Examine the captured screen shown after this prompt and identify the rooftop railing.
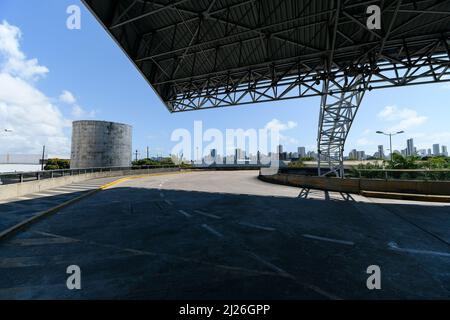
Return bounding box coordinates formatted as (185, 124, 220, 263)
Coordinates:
(352, 168, 450, 181)
(0, 165, 179, 186)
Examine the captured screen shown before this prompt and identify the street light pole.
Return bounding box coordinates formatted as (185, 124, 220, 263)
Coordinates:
(376, 130, 404, 161)
(389, 134, 393, 161)
(41, 145, 46, 171)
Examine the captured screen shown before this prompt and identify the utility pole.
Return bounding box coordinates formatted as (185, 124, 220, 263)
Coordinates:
(41, 145, 46, 171)
(376, 131, 404, 161)
(147, 146, 149, 159)
(135, 150, 139, 162)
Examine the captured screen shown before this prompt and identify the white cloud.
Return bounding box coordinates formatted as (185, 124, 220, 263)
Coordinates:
(59, 89, 96, 119)
(71, 104, 96, 118)
(0, 20, 48, 80)
(0, 21, 70, 157)
(0, 73, 70, 155)
(59, 90, 76, 104)
(264, 119, 299, 146)
(377, 105, 427, 132)
(264, 119, 297, 131)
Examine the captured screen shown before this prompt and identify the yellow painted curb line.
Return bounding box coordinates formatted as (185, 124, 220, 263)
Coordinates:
(0, 170, 188, 241)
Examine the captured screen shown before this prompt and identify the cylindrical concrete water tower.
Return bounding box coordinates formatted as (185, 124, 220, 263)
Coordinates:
(70, 120, 132, 169)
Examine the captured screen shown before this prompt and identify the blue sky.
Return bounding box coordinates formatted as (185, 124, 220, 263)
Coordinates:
(0, 0, 449, 159)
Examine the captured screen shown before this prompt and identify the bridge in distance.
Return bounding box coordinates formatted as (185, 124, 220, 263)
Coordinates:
(83, 0, 450, 176)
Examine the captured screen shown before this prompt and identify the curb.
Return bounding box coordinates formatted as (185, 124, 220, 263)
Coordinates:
(0, 170, 187, 241)
(360, 190, 450, 203)
(259, 174, 450, 203)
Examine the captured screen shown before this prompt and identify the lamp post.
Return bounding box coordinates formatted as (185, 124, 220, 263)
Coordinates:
(376, 130, 404, 161)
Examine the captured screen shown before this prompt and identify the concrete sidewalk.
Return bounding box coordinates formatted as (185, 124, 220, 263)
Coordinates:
(0, 176, 120, 237)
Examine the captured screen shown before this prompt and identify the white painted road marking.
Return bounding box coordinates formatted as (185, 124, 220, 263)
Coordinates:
(178, 210, 192, 218)
(248, 252, 293, 278)
(194, 210, 222, 219)
(388, 241, 450, 257)
(302, 234, 355, 246)
(9, 237, 78, 246)
(165, 200, 173, 206)
(201, 224, 223, 238)
(239, 222, 276, 231)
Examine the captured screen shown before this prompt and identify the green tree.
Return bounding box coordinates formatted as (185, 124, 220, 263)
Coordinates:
(44, 158, 70, 170)
(288, 160, 304, 168)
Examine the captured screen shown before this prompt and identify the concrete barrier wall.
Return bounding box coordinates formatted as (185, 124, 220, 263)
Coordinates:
(0, 168, 180, 201)
(259, 173, 450, 195)
(359, 179, 450, 195)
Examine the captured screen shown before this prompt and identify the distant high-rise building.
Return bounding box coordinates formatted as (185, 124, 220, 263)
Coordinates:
(356, 151, 366, 160)
(277, 145, 283, 154)
(307, 151, 317, 160)
(418, 149, 427, 157)
(298, 147, 306, 158)
(427, 148, 432, 156)
(349, 149, 357, 160)
(234, 148, 245, 163)
(433, 144, 440, 156)
(442, 146, 448, 157)
(406, 138, 414, 156)
(377, 145, 384, 159)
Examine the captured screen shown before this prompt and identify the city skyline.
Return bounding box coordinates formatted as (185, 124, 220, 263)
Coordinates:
(171, 137, 449, 164)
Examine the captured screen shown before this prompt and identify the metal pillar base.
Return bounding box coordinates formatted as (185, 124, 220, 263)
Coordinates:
(317, 73, 370, 177)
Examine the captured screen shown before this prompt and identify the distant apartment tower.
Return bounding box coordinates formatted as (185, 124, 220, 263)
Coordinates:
(210, 149, 217, 164)
(234, 148, 246, 163)
(307, 151, 317, 160)
(349, 149, 357, 160)
(356, 151, 366, 161)
(442, 146, 448, 157)
(433, 144, 440, 156)
(406, 138, 414, 156)
(298, 147, 306, 158)
(377, 145, 384, 159)
(427, 148, 432, 156)
(277, 145, 283, 154)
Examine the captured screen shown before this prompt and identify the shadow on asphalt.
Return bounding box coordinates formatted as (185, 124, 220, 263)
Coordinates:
(0, 185, 450, 299)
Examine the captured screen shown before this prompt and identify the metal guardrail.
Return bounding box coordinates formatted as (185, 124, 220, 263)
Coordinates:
(0, 165, 179, 186)
(353, 169, 450, 181)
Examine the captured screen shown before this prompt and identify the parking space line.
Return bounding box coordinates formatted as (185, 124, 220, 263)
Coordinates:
(238, 222, 275, 231)
(178, 210, 192, 218)
(247, 252, 293, 278)
(201, 224, 223, 238)
(302, 234, 355, 246)
(194, 210, 222, 219)
(388, 241, 450, 257)
(165, 200, 173, 206)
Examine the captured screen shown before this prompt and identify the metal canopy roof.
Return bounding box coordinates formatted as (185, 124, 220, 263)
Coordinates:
(83, 0, 450, 112)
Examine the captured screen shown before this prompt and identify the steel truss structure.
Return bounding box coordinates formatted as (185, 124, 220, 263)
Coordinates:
(83, 0, 450, 175)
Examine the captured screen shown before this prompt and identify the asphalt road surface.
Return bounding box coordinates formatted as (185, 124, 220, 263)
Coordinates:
(1, 170, 449, 299)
